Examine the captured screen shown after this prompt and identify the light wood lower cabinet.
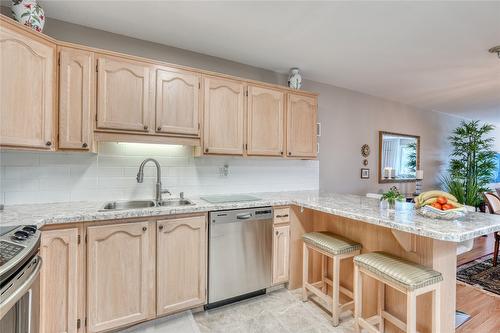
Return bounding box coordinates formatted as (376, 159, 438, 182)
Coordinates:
(39, 225, 85, 333)
(0, 23, 56, 150)
(86, 220, 156, 333)
(272, 224, 290, 285)
(156, 216, 207, 316)
(58, 47, 94, 150)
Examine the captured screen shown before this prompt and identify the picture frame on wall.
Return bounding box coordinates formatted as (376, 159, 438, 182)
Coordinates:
(361, 168, 370, 179)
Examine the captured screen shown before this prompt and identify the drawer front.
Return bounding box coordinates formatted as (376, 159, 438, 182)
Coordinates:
(273, 207, 290, 224)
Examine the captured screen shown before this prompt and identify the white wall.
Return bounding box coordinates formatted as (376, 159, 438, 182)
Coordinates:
(0, 143, 319, 205)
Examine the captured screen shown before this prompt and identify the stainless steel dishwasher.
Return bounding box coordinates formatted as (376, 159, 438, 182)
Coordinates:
(207, 207, 273, 308)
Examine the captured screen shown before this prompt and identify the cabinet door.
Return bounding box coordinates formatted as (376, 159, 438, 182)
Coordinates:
(286, 94, 317, 158)
(157, 216, 207, 316)
(156, 68, 200, 136)
(203, 76, 245, 155)
(272, 224, 290, 285)
(87, 221, 155, 333)
(40, 226, 85, 333)
(59, 47, 93, 150)
(0, 24, 55, 149)
(96, 55, 152, 132)
(247, 85, 284, 156)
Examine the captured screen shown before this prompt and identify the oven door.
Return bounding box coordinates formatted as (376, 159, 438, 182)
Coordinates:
(0, 256, 41, 333)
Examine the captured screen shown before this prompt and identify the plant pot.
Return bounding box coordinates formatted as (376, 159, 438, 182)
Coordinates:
(11, 0, 45, 32)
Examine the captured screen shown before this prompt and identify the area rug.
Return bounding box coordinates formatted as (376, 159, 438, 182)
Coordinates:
(457, 254, 499, 295)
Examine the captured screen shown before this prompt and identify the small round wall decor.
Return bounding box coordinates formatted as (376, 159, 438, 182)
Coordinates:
(363, 159, 369, 166)
(361, 144, 370, 158)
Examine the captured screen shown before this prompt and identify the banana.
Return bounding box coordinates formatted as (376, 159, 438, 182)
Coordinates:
(422, 198, 438, 206)
(419, 190, 458, 203)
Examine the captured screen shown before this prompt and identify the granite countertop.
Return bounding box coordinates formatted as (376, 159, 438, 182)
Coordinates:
(1, 191, 499, 242)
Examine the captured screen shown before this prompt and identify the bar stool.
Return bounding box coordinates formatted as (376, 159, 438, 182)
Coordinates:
(353, 252, 443, 333)
(302, 231, 361, 326)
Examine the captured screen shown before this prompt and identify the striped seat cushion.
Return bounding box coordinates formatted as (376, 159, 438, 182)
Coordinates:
(302, 231, 361, 255)
(354, 252, 443, 291)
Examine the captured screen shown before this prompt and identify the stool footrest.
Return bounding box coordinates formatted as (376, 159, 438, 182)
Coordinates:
(382, 310, 406, 331)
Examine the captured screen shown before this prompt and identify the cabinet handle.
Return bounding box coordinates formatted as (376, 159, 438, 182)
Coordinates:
(82, 143, 88, 148)
(275, 230, 279, 236)
(142, 226, 147, 232)
(288, 152, 291, 156)
(144, 125, 148, 130)
(276, 214, 289, 218)
(159, 225, 163, 230)
(157, 127, 162, 131)
(205, 148, 209, 153)
(46, 141, 52, 146)
(280, 151, 283, 155)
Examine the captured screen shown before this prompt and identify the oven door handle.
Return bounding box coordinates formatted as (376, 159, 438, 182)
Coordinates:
(0, 256, 42, 320)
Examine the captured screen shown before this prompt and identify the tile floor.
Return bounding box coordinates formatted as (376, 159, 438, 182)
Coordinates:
(121, 289, 356, 333)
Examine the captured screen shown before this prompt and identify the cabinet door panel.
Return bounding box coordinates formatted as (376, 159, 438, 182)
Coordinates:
(157, 216, 207, 315)
(59, 47, 93, 150)
(96, 56, 151, 132)
(272, 224, 290, 285)
(0, 25, 55, 149)
(203, 76, 244, 155)
(156, 68, 200, 136)
(87, 221, 155, 333)
(40, 226, 84, 333)
(247, 86, 284, 156)
(286, 94, 317, 158)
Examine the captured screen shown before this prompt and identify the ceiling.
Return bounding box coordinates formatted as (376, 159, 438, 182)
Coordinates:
(37, 1, 500, 122)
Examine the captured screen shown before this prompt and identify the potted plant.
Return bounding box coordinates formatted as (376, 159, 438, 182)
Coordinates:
(442, 120, 496, 209)
(381, 186, 405, 210)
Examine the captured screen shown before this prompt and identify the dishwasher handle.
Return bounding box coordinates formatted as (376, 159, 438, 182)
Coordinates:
(236, 213, 253, 220)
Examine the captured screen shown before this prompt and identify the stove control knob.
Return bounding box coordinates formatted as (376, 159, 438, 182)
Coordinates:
(22, 226, 37, 234)
(12, 230, 29, 241)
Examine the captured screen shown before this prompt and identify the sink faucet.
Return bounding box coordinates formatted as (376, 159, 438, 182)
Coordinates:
(136, 158, 171, 203)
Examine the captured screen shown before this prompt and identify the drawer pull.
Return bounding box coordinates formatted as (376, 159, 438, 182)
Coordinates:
(276, 214, 289, 218)
(142, 227, 147, 232)
(158, 225, 163, 230)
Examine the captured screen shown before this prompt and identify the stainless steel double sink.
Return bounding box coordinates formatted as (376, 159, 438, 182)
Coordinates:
(100, 199, 194, 211)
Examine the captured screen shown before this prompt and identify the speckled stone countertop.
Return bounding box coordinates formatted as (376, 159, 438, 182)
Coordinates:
(1, 191, 499, 242)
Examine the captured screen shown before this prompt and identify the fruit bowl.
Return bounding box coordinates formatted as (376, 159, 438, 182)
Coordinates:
(417, 205, 467, 220)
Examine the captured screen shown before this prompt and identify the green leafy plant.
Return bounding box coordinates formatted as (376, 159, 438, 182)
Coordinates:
(406, 142, 417, 173)
(381, 186, 405, 207)
(444, 120, 496, 207)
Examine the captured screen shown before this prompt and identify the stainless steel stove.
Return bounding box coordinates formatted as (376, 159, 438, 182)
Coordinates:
(0, 225, 42, 333)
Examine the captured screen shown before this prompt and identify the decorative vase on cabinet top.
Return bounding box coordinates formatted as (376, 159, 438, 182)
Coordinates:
(11, 0, 45, 32)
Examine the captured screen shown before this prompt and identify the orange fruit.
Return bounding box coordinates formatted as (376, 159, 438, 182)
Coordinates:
(442, 204, 453, 210)
(432, 202, 443, 210)
(436, 196, 448, 205)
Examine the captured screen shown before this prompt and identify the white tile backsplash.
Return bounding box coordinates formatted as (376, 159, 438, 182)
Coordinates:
(0, 143, 319, 205)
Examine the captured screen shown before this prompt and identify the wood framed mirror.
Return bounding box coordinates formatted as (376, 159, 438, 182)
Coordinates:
(378, 131, 420, 183)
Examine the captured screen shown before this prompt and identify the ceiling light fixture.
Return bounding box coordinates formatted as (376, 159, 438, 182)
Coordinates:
(488, 45, 500, 59)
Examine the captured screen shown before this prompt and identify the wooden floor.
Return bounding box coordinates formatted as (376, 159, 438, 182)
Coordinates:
(456, 233, 499, 333)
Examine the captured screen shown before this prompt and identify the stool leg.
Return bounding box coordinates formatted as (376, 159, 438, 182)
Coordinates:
(302, 243, 309, 302)
(432, 285, 441, 333)
(377, 281, 385, 332)
(332, 256, 340, 326)
(353, 265, 362, 333)
(322, 254, 327, 293)
(406, 290, 417, 333)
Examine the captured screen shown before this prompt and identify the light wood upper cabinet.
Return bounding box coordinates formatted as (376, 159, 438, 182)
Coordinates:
(203, 76, 245, 155)
(247, 85, 284, 156)
(40, 226, 85, 333)
(156, 215, 207, 316)
(0, 23, 55, 150)
(96, 55, 152, 132)
(156, 67, 201, 136)
(87, 221, 155, 333)
(272, 224, 290, 285)
(286, 93, 317, 158)
(59, 47, 94, 150)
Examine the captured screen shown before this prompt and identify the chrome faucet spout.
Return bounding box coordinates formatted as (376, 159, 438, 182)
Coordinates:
(136, 158, 169, 203)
